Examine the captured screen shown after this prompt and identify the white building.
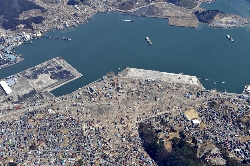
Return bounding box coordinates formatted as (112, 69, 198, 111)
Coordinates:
(0, 81, 12, 95)
(192, 118, 201, 124)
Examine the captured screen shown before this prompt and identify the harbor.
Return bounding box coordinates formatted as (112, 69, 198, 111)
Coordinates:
(43, 36, 72, 41)
(0, 57, 82, 106)
(0, 12, 245, 96)
(0, 0, 248, 73)
(0, 0, 250, 165)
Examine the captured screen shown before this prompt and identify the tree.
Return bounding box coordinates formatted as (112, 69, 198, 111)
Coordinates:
(227, 158, 244, 166)
(160, 137, 203, 166)
(138, 122, 163, 160)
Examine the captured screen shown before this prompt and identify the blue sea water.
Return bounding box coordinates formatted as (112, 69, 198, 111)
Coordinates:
(0, 0, 250, 96)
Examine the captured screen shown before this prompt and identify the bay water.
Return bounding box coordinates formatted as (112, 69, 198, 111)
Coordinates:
(0, 1, 250, 96)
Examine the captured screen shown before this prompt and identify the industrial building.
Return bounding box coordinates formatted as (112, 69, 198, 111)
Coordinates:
(0, 81, 12, 95)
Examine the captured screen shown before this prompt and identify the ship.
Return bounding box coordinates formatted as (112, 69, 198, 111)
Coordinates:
(226, 35, 234, 42)
(145, 37, 152, 45)
(62, 37, 71, 41)
(122, 20, 133, 22)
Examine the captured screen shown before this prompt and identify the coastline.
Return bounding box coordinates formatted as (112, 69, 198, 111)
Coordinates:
(1, 67, 249, 165)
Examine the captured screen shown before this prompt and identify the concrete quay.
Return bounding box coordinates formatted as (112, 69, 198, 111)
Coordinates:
(125, 67, 204, 88)
(0, 57, 82, 110)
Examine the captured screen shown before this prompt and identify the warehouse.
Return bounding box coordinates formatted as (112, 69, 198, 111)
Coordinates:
(0, 81, 12, 95)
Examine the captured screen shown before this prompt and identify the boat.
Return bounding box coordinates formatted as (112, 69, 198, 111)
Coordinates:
(226, 35, 234, 42)
(62, 37, 71, 41)
(65, 22, 69, 28)
(23, 41, 33, 44)
(122, 19, 133, 22)
(145, 37, 152, 45)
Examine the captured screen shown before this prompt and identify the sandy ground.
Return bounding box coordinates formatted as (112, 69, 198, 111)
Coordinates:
(184, 108, 199, 120)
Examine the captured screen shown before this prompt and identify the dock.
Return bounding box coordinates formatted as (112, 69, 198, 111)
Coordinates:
(0, 57, 82, 104)
(124, 68, 204, 88)
(43, 36, 72, 41)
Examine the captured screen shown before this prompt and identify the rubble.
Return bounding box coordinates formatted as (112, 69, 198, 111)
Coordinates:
(0, 68, 249, 165)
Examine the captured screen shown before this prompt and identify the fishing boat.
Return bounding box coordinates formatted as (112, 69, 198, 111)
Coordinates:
(145, 37, 152, 45)
(226, 35, 234, 42)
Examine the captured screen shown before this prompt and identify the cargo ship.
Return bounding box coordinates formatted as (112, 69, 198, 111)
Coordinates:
(145, 37, 152, 45)
(122, 20, 133, 22)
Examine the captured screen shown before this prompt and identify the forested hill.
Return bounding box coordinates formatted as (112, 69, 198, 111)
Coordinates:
(138, 122, 203, 166)
(0, 0, 46, 30)
(165, 0, 197, 9)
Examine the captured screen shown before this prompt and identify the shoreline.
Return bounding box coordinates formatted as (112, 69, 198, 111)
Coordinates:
(0, 56, 24, 70)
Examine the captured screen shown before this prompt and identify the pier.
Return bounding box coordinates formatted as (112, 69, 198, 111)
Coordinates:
(43, 36, 72, 41)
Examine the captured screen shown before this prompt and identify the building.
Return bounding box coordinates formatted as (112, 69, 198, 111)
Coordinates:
(191, 118, 201, 124)
(0, 81, 12, 95)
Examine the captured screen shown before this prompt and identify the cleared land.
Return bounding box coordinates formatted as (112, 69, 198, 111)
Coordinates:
(184, 108, 199, 120)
